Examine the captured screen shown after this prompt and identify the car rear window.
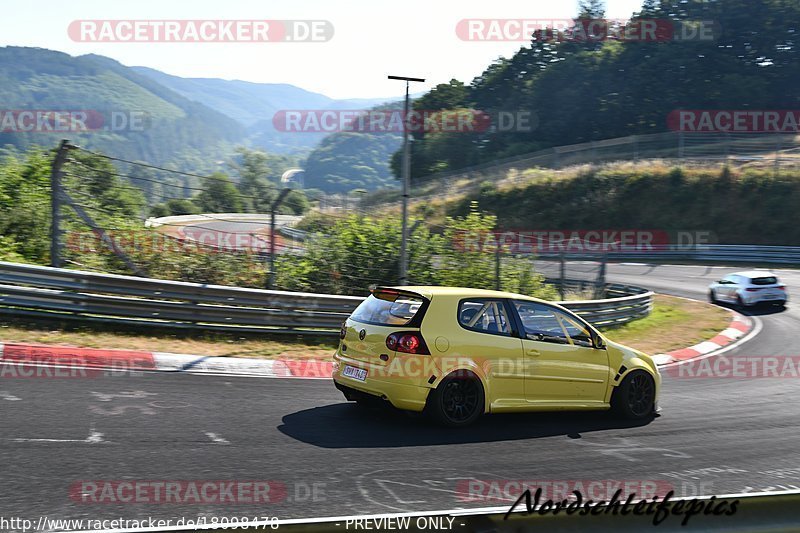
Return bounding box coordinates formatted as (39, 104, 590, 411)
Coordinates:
(750, 276, 778, 285)
(350, 291, 425, 326)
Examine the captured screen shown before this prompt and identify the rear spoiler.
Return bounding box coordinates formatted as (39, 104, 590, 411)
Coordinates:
(371, 287, 429, 302)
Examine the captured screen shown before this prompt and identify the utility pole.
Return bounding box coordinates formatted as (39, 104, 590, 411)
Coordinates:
(267, 188, 292, 289)
(388, 75, 425, 285)
(50, 140, 72, 268)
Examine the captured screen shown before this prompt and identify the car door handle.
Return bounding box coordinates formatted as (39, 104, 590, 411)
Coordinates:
(526, 349, 541, 356)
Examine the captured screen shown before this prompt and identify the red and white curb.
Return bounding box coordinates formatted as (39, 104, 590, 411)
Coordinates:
(651, 311, 754, 366)
(0, 310, 753, 378)
(0, 342, 333, 379)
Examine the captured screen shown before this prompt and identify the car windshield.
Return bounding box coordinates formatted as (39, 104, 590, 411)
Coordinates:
(750, 276, 778, 285)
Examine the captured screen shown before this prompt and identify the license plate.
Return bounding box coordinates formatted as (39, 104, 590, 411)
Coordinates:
(342, 365, 368, 382)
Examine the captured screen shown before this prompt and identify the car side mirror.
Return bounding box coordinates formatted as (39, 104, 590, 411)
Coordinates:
(591, 330, 606, 350)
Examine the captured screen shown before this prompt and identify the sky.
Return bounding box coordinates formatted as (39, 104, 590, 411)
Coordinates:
(2, 0, 645, 99)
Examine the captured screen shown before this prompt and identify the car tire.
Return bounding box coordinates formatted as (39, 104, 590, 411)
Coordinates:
(709, 290, 718, 304)
(736, 295, 748, 309)
(426, 372, 485, 427)
(611, 370, 656, 420)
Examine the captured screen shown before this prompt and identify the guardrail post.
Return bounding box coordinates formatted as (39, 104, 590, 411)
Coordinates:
(50, 140, 71, 268)
(558, 252, 566, 300)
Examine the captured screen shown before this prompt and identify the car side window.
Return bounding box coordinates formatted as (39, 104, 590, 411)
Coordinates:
(513, 301, 593, 347)
(513, 301, 569, 344)
(556, 312, 594, 348)
(458, 299, 512, 336)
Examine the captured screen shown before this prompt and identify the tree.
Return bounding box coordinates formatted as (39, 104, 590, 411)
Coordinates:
(230, 147, 305, 211)
(194, 173, 243, 213)
(386, 0, 800, 176)
(577, 0, 606, 19)
(0, 147, 51, 262)
(150, 198, 201, 217)
(274, 214, 439, 295)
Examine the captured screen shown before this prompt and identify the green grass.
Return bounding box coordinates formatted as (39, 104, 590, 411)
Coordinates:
(605, 294, 731, 354)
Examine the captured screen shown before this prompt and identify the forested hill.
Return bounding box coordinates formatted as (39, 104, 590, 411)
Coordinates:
(133, 66, 397, 154)
(396, 0, 800, 180)
(0, 47, 245, 169)
(0, 46, 402, 178)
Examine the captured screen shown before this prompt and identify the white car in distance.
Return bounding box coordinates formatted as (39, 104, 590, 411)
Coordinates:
(709, 271, 787, 308)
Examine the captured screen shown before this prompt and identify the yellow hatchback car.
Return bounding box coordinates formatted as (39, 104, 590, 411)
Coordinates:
(333, 286, 661, 427)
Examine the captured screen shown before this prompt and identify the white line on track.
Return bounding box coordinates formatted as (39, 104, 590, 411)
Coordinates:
(205, 432, 230, 445)
(8, 428, 105, 444)
(0, 390, 20, 401)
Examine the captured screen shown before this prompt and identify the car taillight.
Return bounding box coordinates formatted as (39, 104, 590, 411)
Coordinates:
(386, 332, 430, 355)
(778, 285, 787, 291)
(340, 322, 347, 339)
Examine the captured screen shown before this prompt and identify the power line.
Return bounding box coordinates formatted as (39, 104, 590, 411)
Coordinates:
(71, 145, 283, 190)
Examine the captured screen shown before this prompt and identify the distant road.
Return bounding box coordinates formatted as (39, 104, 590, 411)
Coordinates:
(146, 213, 302, 252)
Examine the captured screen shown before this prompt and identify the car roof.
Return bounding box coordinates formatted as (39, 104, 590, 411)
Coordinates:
(731, 270, 778, 279)
(376, 285, 549, 303)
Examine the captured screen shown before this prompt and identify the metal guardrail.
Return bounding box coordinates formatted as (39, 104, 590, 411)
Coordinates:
(0, 262, 651, 334)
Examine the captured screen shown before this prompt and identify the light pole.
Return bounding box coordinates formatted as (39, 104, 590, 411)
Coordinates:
(388, 75, 425, 285)
(267, 187, 292, 290)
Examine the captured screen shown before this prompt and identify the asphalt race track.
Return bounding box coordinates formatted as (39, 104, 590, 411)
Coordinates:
(2, 263, 800, 526)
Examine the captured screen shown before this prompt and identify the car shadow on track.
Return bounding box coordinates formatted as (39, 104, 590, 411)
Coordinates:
(714, 301, 786, 316)
(277, 403, 655, 448)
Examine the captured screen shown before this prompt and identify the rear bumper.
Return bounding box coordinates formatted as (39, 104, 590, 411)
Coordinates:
(742, 293, 787, 305)
(332, 353, 433, 412)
